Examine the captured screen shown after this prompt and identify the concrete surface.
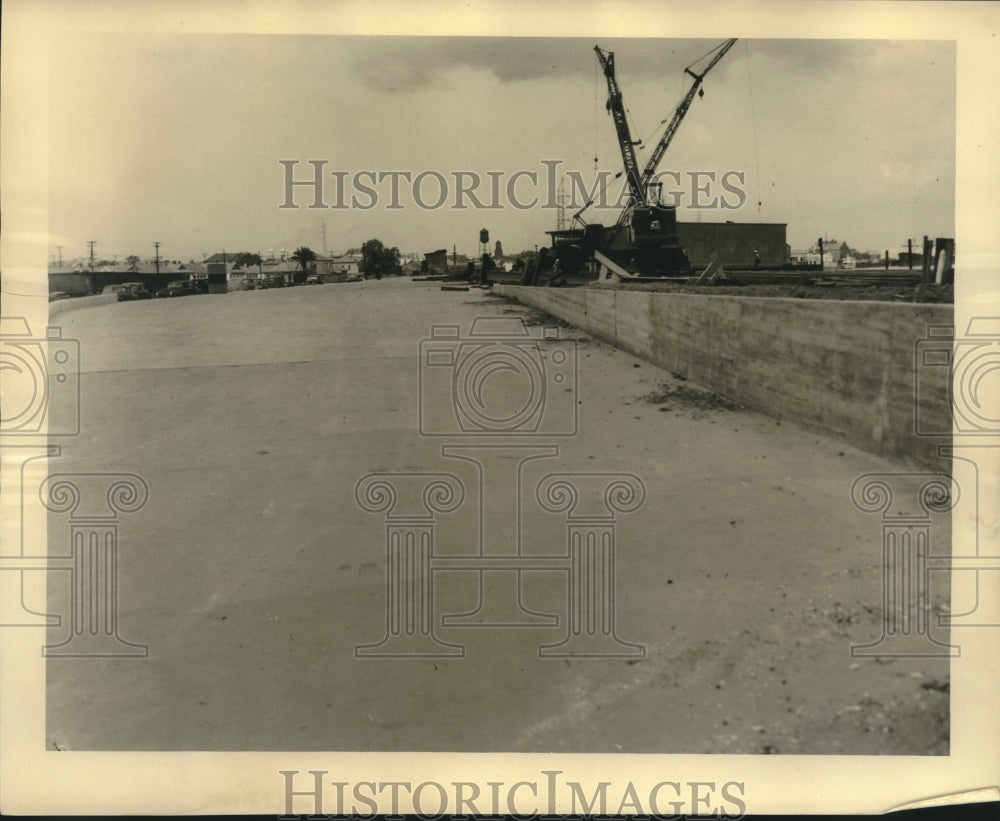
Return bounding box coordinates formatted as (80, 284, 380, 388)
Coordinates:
(495, 285, 953, 470)
(48, 293, 118, 316)
(43, 278, 951, 753)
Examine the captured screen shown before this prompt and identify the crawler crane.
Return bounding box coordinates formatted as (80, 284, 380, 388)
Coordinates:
(548, 39, 737, 279)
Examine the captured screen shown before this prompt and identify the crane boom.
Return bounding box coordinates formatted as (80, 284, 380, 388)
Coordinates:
(640, 38, 737, 188)
(594, 46, 645, 207)
(612, 38, 738, 229)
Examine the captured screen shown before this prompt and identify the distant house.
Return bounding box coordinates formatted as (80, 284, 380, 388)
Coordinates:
(202, 251, 261, 285)
(401, 257, 423, 275)
(322, 254, 362, 279)
(423, 249, 449, 275)
(260, 258, 300, 285)
(793, 239, 856, 269)
(203, 251, 258, 270)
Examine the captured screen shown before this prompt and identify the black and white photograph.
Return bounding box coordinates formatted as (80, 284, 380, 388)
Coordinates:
(2, 0, 998, 816)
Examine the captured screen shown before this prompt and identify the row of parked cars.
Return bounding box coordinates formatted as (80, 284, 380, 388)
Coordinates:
(247, 272, 362, 288)
(305, 272, 363, 285)
(102, 281, 201, 300)
(99, 272, 364, 302)
(248, 275, 289, 289)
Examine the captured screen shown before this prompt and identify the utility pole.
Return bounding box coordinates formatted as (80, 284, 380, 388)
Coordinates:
(817, 237, 824, 272)
(154, 242, 161, 275)
(57, 246, 63, 268)
(87, 240, 97, 271)
(907, 239, 913, 271)
(320, 221, 328, 256)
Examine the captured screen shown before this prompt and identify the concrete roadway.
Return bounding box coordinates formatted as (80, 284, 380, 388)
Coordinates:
(44, 278, 950, 753)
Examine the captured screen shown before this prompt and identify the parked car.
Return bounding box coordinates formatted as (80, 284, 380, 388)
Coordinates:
(305, 275, 325, 285)
(260, 275, 285, 289)
(102, 283, 139, 302)
(155, 280, 201, 298)
(121, 282, 151, 299)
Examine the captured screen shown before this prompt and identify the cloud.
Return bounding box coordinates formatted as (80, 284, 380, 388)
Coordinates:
(351, 37, 590, 92)
(348, 36, 879, 97)
(349, 36, 731, 93)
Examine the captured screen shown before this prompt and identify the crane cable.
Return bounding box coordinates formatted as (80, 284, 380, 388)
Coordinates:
(593, 53, 600, 173)
(744, 41, 763, 213)
(641, 79, 686, 160)
(686, 39, 731, 74)
(636, 40, 733, 179)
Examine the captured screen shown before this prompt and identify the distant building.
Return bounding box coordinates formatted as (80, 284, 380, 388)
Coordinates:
(260, 258, 300, 285)
(203, 251, 258, 270)
(676, 222, 788, 268)
(321, 254, 362, 279)
(202, 252, 260, 286)
(424, 249, 449, 275)
(791, 239, 857, 269)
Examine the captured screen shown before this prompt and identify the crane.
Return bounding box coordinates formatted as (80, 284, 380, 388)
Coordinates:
(613, 38, 738, 230)
(543, 39, 737, 279)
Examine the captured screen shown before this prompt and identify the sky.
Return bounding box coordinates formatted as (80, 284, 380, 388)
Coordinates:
(47, 33, 955, 264)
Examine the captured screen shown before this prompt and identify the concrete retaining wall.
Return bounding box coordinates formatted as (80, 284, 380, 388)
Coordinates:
(49, 294, 118, 317)
(495, 285, 952, 470)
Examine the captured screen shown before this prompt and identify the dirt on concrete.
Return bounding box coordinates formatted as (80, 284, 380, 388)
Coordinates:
(644, 377, 747, 415)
